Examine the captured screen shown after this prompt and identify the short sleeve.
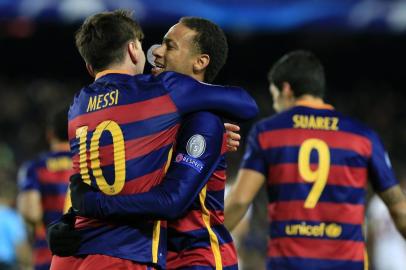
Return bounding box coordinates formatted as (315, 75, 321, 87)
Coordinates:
(18, 161, 40, 192)
(240, 124, 267, 176)
(368, 131, 398, 192)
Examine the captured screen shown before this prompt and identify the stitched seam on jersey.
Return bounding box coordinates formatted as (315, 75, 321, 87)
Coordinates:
(152, 146, 173, 263)
(152, 220, 161, 263)
(199, 185, 222, 269)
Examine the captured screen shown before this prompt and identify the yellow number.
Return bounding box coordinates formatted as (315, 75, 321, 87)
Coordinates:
(76, 126, 91, 185)
(75, 120, 126, 195)
(298, 138, 330, 208)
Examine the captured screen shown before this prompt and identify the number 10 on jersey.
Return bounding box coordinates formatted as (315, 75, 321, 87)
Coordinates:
(75, 120, 126, 195)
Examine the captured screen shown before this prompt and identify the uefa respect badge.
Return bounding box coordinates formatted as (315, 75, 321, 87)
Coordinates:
(175, 153, 204, 173)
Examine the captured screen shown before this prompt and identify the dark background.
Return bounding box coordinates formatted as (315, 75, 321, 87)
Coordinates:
(1, 23, 405, 173)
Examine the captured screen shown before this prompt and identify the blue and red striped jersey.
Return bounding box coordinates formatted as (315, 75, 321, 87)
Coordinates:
(78, 112, 238, 270)
(18, 151, 73, 270)
(68, 70, 257, 268)
(166, 114, 237, 270)
(167, 121, 238, 270)
(241, 101, 398, 270)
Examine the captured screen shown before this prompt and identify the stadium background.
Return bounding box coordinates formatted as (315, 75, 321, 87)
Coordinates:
(1, 0, 406, 269)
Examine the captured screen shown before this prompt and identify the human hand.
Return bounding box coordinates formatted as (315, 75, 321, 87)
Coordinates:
(46, 210, 81, 257)
(224, 123, 241, 152)
(70, 174, 95, 215)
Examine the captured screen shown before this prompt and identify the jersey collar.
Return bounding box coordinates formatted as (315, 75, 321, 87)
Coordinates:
(95, 69, 133, 80)
(295, 100, 334, 110)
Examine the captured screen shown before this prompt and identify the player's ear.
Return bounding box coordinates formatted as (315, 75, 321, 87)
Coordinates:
(193, 54, 210, 75)
(128, 40, 140, 65)
(86, 63, 95, 78)
(281, 82, 294, 99)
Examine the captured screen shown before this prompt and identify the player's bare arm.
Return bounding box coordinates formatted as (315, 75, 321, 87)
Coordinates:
(225, 169, 265, 231)
(378, 184, 406, 238)
(18, 190, 42, 224)
(16, 240, 33, 270)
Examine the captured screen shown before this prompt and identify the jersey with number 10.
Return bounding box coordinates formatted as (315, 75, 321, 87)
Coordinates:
(68, 70, 257, 269)
(242, 101, 398, 270)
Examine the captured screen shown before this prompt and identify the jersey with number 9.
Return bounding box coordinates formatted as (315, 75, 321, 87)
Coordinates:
(241, 101, 398, 270)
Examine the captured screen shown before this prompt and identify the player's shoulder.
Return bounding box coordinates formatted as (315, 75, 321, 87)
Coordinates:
(335, 111, 379, 141)
(19, 152, 50, 171)
(155, 71, 206, 94)
(69, 74, 171, 117)
(17, 155, 44, 181)
(253, 108, 296, 133)
(18, 160, 37, 174)
(156, 71, 191, 84)
(43, 151, 73, 162)
(183, 112, 223, 133)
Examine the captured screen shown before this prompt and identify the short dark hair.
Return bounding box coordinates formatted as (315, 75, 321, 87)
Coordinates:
(179, 17, 228, 83)
(268, 50, 326, 98)
(75, 9, 144, 71)
(47, 106, 69, 141)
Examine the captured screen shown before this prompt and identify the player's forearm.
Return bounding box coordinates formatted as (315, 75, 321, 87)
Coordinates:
(84, 165, 219, 220)
(224, 199, 250, 231)
(17, 193, 42, 224)
(379, 185, 406, 239)
(164, 72, 259, 120)
(206, 86, 258, 120)
(16, 241, 32, 270)
(224, 170, 265, 231)
(19, 209, 42, 224)
(87, 187, 191, 220)
(390, 202, 406, 239)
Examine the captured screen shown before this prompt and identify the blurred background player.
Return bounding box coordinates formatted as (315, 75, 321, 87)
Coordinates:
(0, 169, 32, 270)
(224, 50, 406, 270)
(50, 10, 256, 270)
(67, 16, 243, 270)
(17, 107, 72, 270)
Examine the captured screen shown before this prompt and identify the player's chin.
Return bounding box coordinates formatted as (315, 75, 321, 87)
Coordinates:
(151, 67, 165, 76)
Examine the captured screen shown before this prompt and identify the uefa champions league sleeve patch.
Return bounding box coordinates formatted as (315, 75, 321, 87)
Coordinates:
(186, 134, 206, 158)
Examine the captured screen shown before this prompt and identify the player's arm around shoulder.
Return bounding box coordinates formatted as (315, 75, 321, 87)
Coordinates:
(158, 71, 258, 120)
(73, 112, 225, 220)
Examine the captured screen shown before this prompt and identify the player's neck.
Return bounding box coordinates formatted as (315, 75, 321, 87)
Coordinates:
(193, 74, 204, 83)
(95, 61, 140, 79)
(50, 141, 70, 152)
(295, 95, 325, 106)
